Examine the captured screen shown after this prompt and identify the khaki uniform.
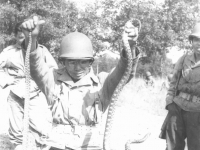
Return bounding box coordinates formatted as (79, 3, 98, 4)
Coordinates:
(166, 51, 200, 111)
(30, 46, 134, 149)
(0, 43, 57, 146)
(161, 51, 200, 150)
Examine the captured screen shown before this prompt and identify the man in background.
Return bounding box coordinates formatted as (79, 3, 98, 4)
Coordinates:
(0, 21, 57, 150)
(160, 22, 200, 150)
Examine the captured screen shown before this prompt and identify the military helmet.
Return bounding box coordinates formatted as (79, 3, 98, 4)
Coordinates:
(188, 23, 200, 41)
(59, 32, 93, 59)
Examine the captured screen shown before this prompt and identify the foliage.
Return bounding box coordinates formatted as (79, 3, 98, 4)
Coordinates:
(92, 55, 119, 74)
(0, 0, 200, 76)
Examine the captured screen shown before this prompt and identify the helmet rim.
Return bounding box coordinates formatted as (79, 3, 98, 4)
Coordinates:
(188, 34, 200, 41)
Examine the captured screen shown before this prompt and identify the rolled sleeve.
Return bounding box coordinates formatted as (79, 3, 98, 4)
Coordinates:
(99, 47, 142, 112)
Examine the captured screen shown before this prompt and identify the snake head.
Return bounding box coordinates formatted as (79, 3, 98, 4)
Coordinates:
(123, 19, 141, 53)
(124, 19, 141, 42)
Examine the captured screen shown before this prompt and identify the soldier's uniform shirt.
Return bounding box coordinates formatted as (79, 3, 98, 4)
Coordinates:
(30, 45, 134, 149)
(162, 50, 200, 150)
(166, 50, 200, 111)
(0, 44, 56, 98)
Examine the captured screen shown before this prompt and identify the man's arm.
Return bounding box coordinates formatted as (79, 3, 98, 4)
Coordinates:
(99, 52, 127, 111)
(165, 54, 185, 108)
(99, 49, 140, 112)
(30, 46, 59, 107)
(21, 16, 59, 106)
(99, 20, 141, 112)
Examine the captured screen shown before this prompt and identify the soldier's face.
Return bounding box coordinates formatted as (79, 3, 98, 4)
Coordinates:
(192, 37, 200, 53)
(64, 59, 93, 81)
(16, 31, 25, 45)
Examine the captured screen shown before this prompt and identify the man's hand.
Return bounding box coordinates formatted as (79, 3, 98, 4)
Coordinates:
(20, 16, 45, 51)
(21, 16, 45, 40)
(166, 102, 179, 112)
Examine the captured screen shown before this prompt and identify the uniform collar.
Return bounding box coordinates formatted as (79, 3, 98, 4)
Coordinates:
(57, 67, 99, 87)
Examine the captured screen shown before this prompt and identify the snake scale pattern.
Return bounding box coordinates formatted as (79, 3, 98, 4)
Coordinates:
(103, 20, 134, 150)
(103, 19, 148, 150)
(23, 32, 36, 150)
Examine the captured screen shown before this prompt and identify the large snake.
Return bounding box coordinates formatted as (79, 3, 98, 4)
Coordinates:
(103, 19, 149, 150)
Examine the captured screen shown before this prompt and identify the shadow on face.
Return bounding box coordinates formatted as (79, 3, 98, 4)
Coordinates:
(15, 31, 25, 45)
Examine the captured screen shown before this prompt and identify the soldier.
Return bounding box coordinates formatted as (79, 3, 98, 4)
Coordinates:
(160, 23, 200, 150)
(145, 71, 154, 87)
(0, 21, 57, 150)
(19, 16, 141, 150)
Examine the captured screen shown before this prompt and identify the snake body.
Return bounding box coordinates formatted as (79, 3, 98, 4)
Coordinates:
(103, 19, 147, 150)
(23, 32, 36, 150)
(103, 20, 134, 150)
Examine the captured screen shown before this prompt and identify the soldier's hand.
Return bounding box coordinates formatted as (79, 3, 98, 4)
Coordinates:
(166, 102, 178, 112)
(21, 16, 45, 39)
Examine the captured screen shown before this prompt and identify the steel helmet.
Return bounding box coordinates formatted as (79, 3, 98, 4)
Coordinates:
(189, 23, 200, 41)
(59, 32, 93, 59)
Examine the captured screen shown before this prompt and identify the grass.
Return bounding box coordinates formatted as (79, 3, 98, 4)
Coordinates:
(0, 77, 169, 150)
(121, 77, 168, 115)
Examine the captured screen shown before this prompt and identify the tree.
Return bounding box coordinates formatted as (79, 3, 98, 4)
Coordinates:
(0, 0, 79, 55)
(1, 0, 199, 76)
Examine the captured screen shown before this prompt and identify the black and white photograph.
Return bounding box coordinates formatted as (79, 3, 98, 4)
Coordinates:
(0, 0, 199, 150)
